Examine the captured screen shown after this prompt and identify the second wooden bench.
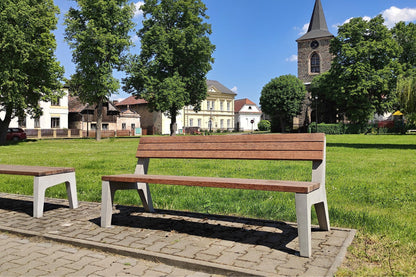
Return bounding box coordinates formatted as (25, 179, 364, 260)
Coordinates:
(0, 164, 78, 217)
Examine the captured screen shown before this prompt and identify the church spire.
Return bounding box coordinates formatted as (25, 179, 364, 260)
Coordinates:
(297, 0, 333, 41)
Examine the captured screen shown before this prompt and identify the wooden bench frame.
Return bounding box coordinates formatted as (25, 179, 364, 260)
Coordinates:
(0, 165, 78, 218)
(100, 133, 330, 257)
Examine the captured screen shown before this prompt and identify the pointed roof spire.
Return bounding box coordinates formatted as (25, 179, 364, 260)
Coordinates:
(297, 0, 333, 41)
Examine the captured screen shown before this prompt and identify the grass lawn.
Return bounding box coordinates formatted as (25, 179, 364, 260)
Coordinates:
(0, 134, 415, 275)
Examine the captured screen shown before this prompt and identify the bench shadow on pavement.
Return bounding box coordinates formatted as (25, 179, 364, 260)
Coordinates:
(90, 204, 325, 256)
(0, 197, 68, 217)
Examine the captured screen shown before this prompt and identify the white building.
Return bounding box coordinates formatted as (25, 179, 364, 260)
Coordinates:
(234, 98, 262, 131)
(184, 80, 236, 132)
(7, 86, 69, 129)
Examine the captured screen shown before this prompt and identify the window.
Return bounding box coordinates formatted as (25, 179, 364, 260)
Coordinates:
(310, 52, 320, 73)
(51, 117, 60, 128)
(122, 123, 126, 130)
(220, 119, 224, 129)
(189, 118, 193, 127)
(51, 97, 60, 106)
(18, 117, 26, 128)
(131, 123, 135, 130)
(34, 117, 40, 128)
(102, 124, 109, 130)
(227, 101, 230, 111)
(220, 101, 223, 111)
(198, 119, 201, 127)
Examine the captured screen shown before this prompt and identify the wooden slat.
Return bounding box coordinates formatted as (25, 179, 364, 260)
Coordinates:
(102, 174, 320, 193)
(0, 164, 75, 177)
(139, 133, 325, 144)
(136, 150, 323, 161)
(138, 141, 324, 151)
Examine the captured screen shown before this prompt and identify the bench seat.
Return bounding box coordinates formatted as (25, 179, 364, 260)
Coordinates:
(102, 174, 320, 193)
(0, 164, 78, 217)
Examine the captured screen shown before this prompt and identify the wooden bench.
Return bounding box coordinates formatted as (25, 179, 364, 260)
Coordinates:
(100, 133, 330, 257)
(0, 164, 78, 217)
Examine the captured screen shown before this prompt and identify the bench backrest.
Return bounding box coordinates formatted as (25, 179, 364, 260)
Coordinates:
(136, 133, 325, 161)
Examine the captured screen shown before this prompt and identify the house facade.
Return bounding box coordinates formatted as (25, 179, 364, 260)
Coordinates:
(117, 80, 235, 134)
(6, 86, 69, 130)
(234, 98, 262, 131)
(68, 96, 121, 133)
(184, 80, 236, 132)
(116, 96, 183, 135)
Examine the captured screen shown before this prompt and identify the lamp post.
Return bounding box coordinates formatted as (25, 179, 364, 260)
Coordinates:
(209, 107, 212, 132)
(315, 96, 318, 133)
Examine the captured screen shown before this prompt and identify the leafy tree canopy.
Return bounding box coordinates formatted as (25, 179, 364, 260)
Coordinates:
(260, 75, 306, 132)
(65, 0, 134, 140)
(325, 15, 401, 125)
(392, 22, 416, 72)
(0, 0, 64, 145)
(123, 0, 215, 135)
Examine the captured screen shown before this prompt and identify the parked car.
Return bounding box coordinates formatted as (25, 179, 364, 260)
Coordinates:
(6, 128, 27, 141)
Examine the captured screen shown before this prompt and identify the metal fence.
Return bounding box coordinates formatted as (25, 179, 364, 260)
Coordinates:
(25, 129, 137, 139)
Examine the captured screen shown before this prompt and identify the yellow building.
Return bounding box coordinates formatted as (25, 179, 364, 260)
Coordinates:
(184, 80, 236, 132)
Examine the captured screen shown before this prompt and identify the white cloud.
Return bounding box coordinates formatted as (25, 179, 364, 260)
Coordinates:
(299, 23, 309, 35)
(382, 6, 416, 28)
(286, 54, 298, 62)
(334, 16, 371, 28)
(231, 86, 238, 93)
(133, 1, 144, 18)
(294, 23, 309, 35)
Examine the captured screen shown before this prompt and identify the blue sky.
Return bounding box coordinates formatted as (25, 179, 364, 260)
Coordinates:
(54, 0, 416, 105)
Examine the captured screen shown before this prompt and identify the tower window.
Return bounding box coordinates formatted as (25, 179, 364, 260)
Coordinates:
(310, 52, 320, 73)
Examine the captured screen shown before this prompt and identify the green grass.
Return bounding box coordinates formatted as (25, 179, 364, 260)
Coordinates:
(0, 135, 415, 275)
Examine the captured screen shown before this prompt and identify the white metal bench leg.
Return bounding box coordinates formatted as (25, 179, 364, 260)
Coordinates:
(314, 200, 330, 231)
(295, 193, 312, 257)
(33, 172, 78, 218)
(101, 181, 155, 227)
(137, 183, 154, 212)
(101, 180, 113, 227)
(65, 173, 78, 209)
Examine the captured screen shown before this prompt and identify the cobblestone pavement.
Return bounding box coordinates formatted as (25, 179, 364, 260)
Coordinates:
(0, 193, 355, 276)
(0, 232, 217, 276)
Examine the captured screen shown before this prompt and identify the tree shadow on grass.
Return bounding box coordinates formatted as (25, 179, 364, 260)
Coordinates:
(90, 204, 325, 256)
(327, 143, 416, 150)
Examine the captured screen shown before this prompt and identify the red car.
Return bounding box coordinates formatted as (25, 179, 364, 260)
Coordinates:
(6, 128, 27, 141)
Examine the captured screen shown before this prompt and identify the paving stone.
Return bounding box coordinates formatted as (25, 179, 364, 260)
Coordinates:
(0, 193, 355, 277)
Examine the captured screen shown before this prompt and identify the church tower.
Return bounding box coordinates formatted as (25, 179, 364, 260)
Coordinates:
(296, 0, 334, 85)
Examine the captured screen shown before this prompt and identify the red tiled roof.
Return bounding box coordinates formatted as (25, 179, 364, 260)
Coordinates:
(116, 95, 147, 106)
(234, 98, 256, 112)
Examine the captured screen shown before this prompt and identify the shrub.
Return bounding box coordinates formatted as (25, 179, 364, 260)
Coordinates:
(258, 120, 271, 131)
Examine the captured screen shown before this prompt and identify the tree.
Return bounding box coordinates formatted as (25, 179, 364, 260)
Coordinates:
(327, 15, 401, 125)
(0, 0, 64, 145)
(260, 75, 306, 133)
(65, 0, 134, 140)
(309, 72, 342, 123)
(392, 22, 416, 71)
(123, 0, 215, 136)
(396, 72, 416, 124)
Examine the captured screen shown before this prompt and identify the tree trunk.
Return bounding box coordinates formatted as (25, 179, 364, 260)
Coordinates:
(170, 109, 177, 136)
(96, 100, 103, 141)
(279, 116, 286, 133)
(0, 110, 12, 145)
